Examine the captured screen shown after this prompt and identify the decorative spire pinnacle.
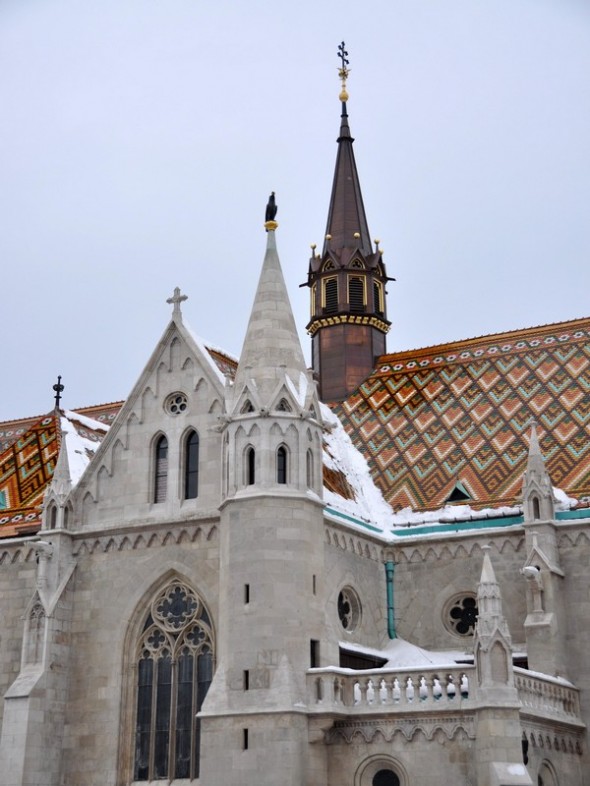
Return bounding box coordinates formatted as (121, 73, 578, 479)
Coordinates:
(53, 375, 64, 409)
(167, 287, 188, 317)
(337, 41, 350, 102)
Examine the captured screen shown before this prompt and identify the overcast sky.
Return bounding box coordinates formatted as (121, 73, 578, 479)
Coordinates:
(2, 0, 589, 421)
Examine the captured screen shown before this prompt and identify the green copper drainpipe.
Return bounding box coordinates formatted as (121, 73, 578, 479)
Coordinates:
(385, 561, 396, 639)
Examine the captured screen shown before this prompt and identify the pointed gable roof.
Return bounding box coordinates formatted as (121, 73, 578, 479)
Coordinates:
(323, 100, 372, 257)
(233, 228, 308, 404)
(335, 316, 590, 512)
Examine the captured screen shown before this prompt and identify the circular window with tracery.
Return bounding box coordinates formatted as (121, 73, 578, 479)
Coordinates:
(445, 593, 478, 637)
(338, 587, 361, 632)
(165, 392, 188, 415)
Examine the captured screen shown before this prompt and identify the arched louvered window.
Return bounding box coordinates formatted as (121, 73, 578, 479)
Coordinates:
(373, 280, 384, 317)
(348, 275, 365, 313)
(133, 581, 214, 782)
(184, 431, 199, 500)
(310, 283, 317, 317)
(277, 446, 287, 484)
(246, 447, 255, 486)
(323, 278, 338, 314)
(154, 436, 168, 503)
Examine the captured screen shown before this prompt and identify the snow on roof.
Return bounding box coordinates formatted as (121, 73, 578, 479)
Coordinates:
(337, 637, 472, 669)
(285, 371, 309, 408)
(321, 403, 393, 532)
(61, 413, 108, 487)
(184, 322, 234, 386)
(64, 409, 110, 432)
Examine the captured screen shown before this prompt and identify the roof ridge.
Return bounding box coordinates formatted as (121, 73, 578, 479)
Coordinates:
(379, 315, 590, 362)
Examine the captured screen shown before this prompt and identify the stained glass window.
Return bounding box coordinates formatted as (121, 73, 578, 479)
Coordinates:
(133, 582, 214, 782)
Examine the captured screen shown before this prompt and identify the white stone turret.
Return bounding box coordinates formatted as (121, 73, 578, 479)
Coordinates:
(520, 423, 567, 678)
(473, 547, 533, 786)
(41, 424, 73, 531)
(522, 420, 555, 524)
(201, 220, 326, 786)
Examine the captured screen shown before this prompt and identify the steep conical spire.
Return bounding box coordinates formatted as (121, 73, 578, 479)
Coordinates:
(51, 427, 72, 503)
(323, 99, 372, 256)
(233, 220, 308, 405)
(522, 420, 555, 522)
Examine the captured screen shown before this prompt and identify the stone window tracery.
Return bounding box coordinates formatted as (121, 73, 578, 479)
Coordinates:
(338, 587, 361, 632)
(133, 581, 214, 782)
(164, 392, 188, 415)
(446, 593, 478, 637)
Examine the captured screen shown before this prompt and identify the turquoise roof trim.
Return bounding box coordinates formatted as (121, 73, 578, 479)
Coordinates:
(324, 507, 383, 533)
(390, 515, 524, 538)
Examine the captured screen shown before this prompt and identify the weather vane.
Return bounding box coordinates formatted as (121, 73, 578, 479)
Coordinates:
(53, 375, 64, 409)
(337, 41, 350, 102)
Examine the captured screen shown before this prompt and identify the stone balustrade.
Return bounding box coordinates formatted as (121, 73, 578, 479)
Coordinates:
(307, 665, 474, 714)
(307, 665, 583, 725)
(514, 667, 582, 724)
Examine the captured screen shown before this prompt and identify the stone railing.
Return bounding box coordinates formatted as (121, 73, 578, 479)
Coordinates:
(514, 668, 583, 724)
(307, 665, 475, 715)
(307, 665, 584, 726)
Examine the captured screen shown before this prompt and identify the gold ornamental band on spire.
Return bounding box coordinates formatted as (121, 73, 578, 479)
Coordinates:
(337, 41, 350, 102)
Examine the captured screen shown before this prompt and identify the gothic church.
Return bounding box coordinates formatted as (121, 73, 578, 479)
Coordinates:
(1, 58, 589, 786)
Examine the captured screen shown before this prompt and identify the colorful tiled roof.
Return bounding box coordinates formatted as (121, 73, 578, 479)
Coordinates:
(335, 317, 590, 512)
(0, 411, 61, 537)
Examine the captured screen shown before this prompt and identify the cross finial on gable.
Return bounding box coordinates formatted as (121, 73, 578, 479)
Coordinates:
(167, 287, 188, 317)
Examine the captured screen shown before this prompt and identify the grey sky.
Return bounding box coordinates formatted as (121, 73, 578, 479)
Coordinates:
(2, 0, 589, 421)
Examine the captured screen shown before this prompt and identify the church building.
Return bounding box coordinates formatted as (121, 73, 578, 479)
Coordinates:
(0, 52, 589, 786)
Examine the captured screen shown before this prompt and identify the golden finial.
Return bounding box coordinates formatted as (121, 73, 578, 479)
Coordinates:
(353, 232, 360, 239)
(337, 41, 350, 102)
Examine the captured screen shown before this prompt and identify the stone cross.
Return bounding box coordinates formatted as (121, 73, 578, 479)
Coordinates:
(167, 287, 188, 317)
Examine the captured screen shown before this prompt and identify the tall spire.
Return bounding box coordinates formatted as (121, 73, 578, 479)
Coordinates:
(323, 43, 372, 256)
(233, 208, 307, 406)
(305, 44, 391, 403)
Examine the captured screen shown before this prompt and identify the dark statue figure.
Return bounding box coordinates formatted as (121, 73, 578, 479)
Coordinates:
(265, 192, 277, 222)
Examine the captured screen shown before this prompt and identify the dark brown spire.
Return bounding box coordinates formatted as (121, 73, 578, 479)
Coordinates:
(304, 45, 391, 404)
(323, 100, 372, 257)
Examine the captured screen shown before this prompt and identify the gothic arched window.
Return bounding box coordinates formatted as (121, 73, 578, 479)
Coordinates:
(134, 581, 214, 782)
(306, 449, 314, 489)
(184, 430, 199, 500)
(277, 446, 288, 484)
(154, 436, 168, 503)
(323, 277, 338, 314)
(532, 495, 541, 520)
(246, 446, 255, 486)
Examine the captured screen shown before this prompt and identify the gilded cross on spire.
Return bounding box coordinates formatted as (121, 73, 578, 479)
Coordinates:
(167, 287, 188, 317)
(337, 41, 350, 102)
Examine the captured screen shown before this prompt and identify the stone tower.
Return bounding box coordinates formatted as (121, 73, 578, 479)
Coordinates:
(199, 214, 326, 785)
(305, 48, 391, 402)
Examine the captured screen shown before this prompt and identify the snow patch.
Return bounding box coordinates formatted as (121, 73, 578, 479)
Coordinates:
(553, 486, 577, 510)
(60, 416, 103, 486)
(184, 322, 233, 385)
(321, 403, 392, 531)
(64, 409, 110, 432)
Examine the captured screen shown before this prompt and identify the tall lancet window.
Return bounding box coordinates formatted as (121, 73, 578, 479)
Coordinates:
(134, 581, 214, 782)
(154, 436, 168, 503)
(184, 431, 199, 500)
(277, 446, 288, 484)
(246, 446, 255, 485)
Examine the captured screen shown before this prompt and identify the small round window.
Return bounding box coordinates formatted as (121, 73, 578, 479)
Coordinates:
(338, 587, 361, 632)
(446, 593, 478, 637)
(165, 392, 188, 415)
